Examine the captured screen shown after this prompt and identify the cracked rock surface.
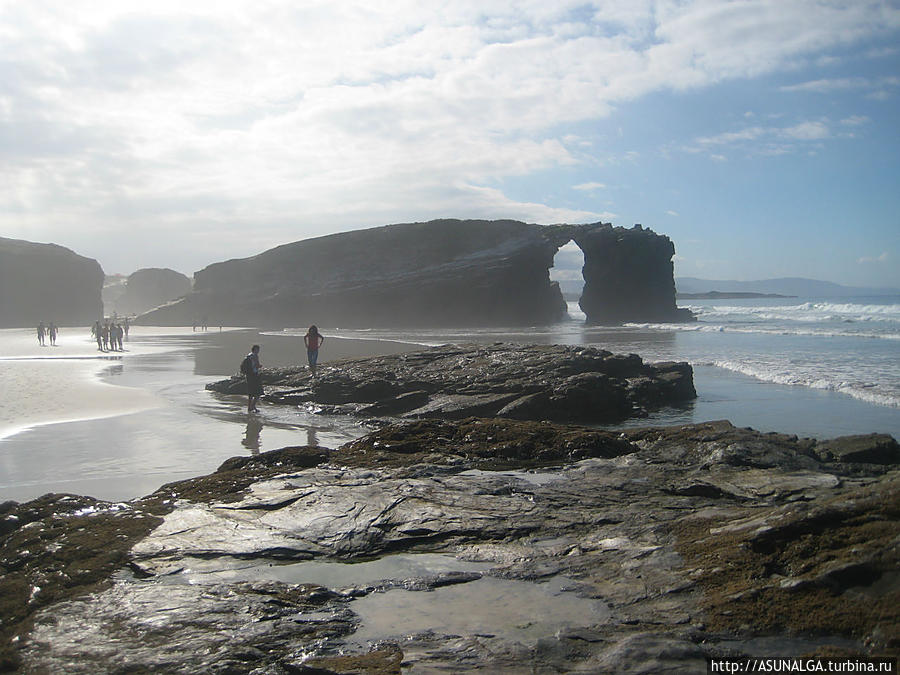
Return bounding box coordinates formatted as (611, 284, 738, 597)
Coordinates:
(2, 419, 897, 673)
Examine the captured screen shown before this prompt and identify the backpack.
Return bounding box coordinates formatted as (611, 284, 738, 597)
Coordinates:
(240, 355, 253, 375)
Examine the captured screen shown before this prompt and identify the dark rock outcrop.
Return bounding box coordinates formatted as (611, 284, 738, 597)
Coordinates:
(138, 219, 693, 328)
(3, 420, 897, 672)
(206, 343, 698, 424)
(0, 237, 104, 327)
(140, 219, 569, 328)
(576, 224, 695, 324)
(106, 268, 191, 316)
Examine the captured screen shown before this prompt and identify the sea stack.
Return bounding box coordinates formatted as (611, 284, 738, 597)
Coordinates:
(575, 224, 696, 324)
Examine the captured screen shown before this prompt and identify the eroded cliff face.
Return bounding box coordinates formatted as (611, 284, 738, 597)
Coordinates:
(138, 219, 691, 328)
(141, 219, 569, 327)
(0, 238, 104, 328)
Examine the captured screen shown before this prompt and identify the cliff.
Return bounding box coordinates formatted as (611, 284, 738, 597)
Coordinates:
(108, 268, 191, 316)
(0, 237, 104, 328)
(138, 219, 692, 328)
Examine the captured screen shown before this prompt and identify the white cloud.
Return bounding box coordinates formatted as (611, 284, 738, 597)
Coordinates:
(780, 120, 830, 141)
(678, 118, 841, 158)
(573, 181, 607, 191)
(857, 252, 890, 265)
(780, 75, 900, 94)
(1, 0, 899, 271)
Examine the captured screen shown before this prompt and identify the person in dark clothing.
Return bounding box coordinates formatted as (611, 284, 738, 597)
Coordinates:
(245, 344, 262, 413)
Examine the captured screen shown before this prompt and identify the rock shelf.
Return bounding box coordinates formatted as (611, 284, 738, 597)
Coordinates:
(2, 419, 897, 672)
(207, 342, 697, 424)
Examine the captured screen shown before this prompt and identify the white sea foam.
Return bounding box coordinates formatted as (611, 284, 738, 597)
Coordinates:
(708, 358, 900, 408)
(686, 301, 900, 326)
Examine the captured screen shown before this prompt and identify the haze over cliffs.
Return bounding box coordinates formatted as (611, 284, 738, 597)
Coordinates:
(104, 268, 192, 316)
(139, 219, 693, 328)
(0, 237, 103, 328)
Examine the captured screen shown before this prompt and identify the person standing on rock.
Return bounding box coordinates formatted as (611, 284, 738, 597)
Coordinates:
(304, 325, 325, 377)
(243, 344, 263, 413)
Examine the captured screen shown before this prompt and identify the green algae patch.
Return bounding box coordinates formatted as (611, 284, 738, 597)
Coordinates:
(143, 445, 329, 505)
(304, 644, 403, 675)
(0, 495, 166, 671)
(672, 472, 900, 648)
(338, 417, 636, 471)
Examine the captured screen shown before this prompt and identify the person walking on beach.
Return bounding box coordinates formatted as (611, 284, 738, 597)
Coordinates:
(242, 344, 263, 413)
(48, 322, 58, 346)
(37, 321, 46, 346)
(304, 325, 325, 377)
(94, 321, 103, 351)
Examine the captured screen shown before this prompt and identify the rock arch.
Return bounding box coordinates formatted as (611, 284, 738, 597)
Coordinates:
(562, 223, 694, 324)
(138, 219, 694, 328)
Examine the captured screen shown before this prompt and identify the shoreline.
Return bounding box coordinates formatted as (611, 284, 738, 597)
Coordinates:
(2, 326, 898, 505)
(0, 329, 424, 503)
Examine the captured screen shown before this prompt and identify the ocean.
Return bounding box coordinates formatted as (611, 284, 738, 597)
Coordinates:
(322, 295, 900, 432)
(1, 294, 898, 503)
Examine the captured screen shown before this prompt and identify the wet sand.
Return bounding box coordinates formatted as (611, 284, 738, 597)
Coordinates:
(0, 327, 189, 441)
(0, 328, 419, 503)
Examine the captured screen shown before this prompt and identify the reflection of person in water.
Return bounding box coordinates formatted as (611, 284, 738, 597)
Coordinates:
(242, 417, 263, 454)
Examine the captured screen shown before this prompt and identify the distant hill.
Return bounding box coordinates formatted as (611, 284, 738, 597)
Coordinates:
(107, 268, 192, 316)
(676, 277, 899, 298)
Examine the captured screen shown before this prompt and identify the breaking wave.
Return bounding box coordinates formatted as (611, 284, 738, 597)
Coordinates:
(705, 358, 900, 409)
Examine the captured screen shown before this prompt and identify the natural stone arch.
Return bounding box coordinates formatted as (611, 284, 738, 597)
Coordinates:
(544, 222, 693, 325)
(138, 219, 693, 328)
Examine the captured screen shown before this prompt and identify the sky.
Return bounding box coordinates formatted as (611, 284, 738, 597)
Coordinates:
(1, 1, 899, 288)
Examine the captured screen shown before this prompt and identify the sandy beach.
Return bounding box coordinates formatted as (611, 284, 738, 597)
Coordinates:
(0, 327, 189, 441)
(0, 327, 419, 503)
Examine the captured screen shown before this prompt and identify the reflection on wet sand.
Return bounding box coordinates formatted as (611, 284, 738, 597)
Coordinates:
(241, 416, 321, 454)
(242, 416, 263, 454)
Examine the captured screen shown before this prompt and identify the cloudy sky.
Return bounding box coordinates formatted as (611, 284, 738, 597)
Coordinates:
(2, 1, 899, 287)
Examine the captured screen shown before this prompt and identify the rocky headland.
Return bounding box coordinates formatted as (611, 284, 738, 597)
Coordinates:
(0, 237, 104, 328)
(1, 418, 897, 673)
(206, 343, 698, 424)
(104, 268, 192, 317)
(138, 219, 695, 328)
